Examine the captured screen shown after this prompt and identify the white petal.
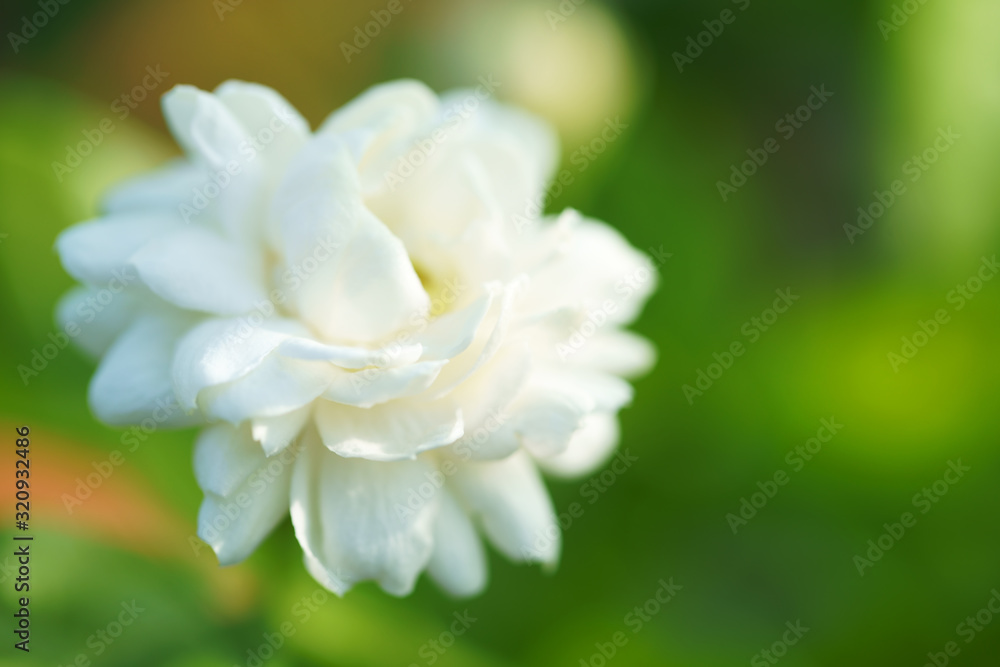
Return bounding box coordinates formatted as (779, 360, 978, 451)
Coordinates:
(162, 84, 248, 170)
(321, 360, 447, 408)
(129, 226, 268, 315)
(193, 423, 266, 497)
(440, 343, 531, 462)
(429, 280, 519, 398)
(435, 92, 558, 220)
(172, 316, 307, 410)
(452, 342, 530, 432)
(88, 315, 200, 427)
(530, 368, 633, 413)
(198, 484, 290, 566)
(314, 397, 462, 461)
(561, 330, 657, 378)
(101, 159, 208, 213)
(251, 405, 312, 457)
(290, 430, 439, 596)
(195, 424, 295, 565)
(513, 394, 589, 459)
(55, 212, 178, 285)
(451, 451, 560, 566)
(198, 354, 335, 424)
(427, 491, 487, 598)
(55, 286, 138, 358)
(363, 93, 557, 245)
(415, 292, 493, 361)
(273, 134, 429, 341)
(518, 212, 657, 326)
(559, 369, 634, 412)
(214, 80, 312, 245)
(278, 337, 421, 370)
(215, 80, 310, 162)
(533, 413, 620, 478)
(319, 79, 438, 173)
(504, 369, 631, 460)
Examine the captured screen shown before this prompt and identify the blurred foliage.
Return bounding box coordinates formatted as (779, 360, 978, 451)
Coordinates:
(1, 0, 1000, 665)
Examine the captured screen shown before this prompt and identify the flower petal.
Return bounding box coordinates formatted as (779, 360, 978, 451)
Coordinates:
(55, 212, 178, 286)
(450, 451, 560, 566)
(559, 329, 657, 379)
(500, 368, 631, 460)
(251, 405, 312, 457)
(429, 280, 520, 398)
(290, 430, 439, 595)
(314, 397, 463, 461)
(555, 369, 634, 412)
(101, 159, 208, 214)
(195, 425, 295, 566)
(440, 343, 531, 462)
(415, 292, 493, 361)
(512, 395, 588, 460)
(532, 413, 620, 479)
(321, 360, 448, 408)
(55, 285, 139, 358)
(278, 337, 421, 370)
(88, 314, 200, 427)
(214, 80, 312, 245)
(517, 211, 657, 326)
(427, 490, 487, 598)
(214, 80, 310, 163)
(129, 226, 269, 315)
(193, 422, 266, 498)
(172, 316, 307, 410)
(319, 79, 438, 175)
(273, 133, 429, 341)
(162, 84, 248, 171)
(198, 354, 335, 424)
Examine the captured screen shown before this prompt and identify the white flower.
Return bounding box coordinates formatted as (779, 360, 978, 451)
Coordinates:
(55, 79, 656, 597)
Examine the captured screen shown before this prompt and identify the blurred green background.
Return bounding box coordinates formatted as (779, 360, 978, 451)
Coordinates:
(1, 0, 999, 665)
